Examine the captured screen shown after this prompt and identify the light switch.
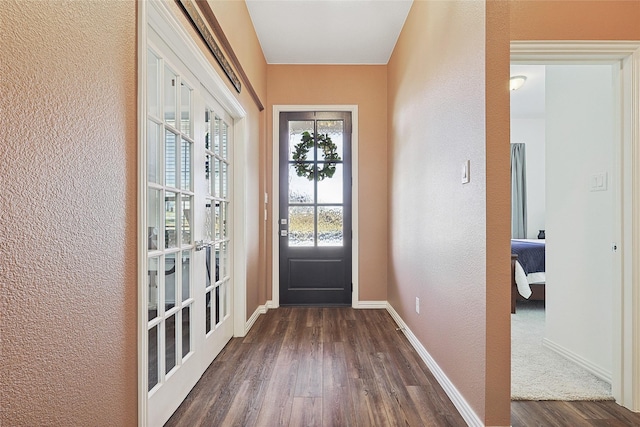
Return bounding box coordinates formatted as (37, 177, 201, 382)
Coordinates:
(461, 160, 470, 184)
(589, 172, 608, 192)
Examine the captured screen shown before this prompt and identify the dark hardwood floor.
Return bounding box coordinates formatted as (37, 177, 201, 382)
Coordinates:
(165, 307, 640, 426)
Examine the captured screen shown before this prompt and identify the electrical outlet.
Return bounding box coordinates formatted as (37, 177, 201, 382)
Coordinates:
(415, 297, 420, 314)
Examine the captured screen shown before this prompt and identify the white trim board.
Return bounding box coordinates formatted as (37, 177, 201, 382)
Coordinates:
(271, 105, 359, 308)
(543, 338, 612, 384)
(385, 303, 483, 427)
(511, 40, 640, 412)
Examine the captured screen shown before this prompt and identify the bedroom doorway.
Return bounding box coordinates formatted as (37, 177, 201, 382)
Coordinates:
(510, 41, 640, 411)
(510, 62, 616, 401)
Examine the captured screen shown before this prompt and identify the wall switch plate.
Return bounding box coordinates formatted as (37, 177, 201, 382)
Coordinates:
(589, 172, 608, 192)
(415, 297, 420, 314)
(461, 160, 470, 184)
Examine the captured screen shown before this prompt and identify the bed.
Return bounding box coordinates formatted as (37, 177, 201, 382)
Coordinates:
(511, 239, 546, 313)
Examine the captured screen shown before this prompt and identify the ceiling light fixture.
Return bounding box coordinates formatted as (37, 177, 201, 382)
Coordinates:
(510, 75, 527, 91)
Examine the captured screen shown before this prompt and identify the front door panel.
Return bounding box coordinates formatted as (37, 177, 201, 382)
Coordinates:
(279, 112, 352, 305)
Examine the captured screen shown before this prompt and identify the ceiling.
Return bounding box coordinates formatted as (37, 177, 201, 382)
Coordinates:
(244, 1, 545, 115)
(245, 0, 414, 64)
(510, 64, 545, 119)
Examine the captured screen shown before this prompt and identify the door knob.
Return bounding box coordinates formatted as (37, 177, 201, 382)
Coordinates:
(195, 240, 213, 251)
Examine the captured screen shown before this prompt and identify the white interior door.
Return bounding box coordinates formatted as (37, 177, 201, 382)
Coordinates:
(145, 28, 234, 427)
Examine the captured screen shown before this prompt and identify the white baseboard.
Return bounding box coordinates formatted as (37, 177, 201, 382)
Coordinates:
(543, 338, 612, 384)
(245, 304, 268, 335)
(354, 300, 387, 309)
(385, 303, 483, 427)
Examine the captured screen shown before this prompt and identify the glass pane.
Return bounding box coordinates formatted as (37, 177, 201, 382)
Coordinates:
(165, 191, 177, 249)
(215, 285, 220, 325)
(204, 110, 211, 150)
(148, 257, 159, 321)
(181, 196, 192, 246)
(318, 207, 343, 246)
(222, 162, 228, 199)
(214, 115, 221, 154)
(147, 50, 160, 117)
(205, 246, 212, 287)
(181, 138, 191, 191)
(182, 305, 190, 358)
(164, 66, 177, 127)
(148, 189, 161, 250)
(214, 159, 220, 198)
(220, 242, 228, 279)
(182, 252, 190, 301)
(147, 120, 161, 183)
(204, 200, 212, 241)
(289, 206, 314, 246)
(165, 253, 176, 311)
(214, 244, 220, 283)
(221, 122, 228, 159)
(214, 201, 221, 240)
(205, 291, 212, 333)
(289, 121, 314, 161)
(148, 325, 158, 391)
(165, 130, 177, 188)
(165, 314, 176, 374)
(180, 82, 191, 136)
(317, 120, 344, 161)
(205, 154, 211, 196)
(317, 164, 343, 204)
(289, 164, 314, 203)
(222, 202, 228, 239)
(223, 281, 229, 318)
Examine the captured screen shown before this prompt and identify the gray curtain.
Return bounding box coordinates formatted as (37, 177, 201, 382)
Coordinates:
(511, 143, 527, 238)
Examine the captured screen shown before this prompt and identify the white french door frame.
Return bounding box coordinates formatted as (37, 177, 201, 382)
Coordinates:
(272, 105, 360, 308)
(511, 41, 640, 411)
(137, 1, 248, 426)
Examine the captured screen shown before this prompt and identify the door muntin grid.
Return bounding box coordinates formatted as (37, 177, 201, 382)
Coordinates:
(147, 47, 195, 393)
(204, 109, 231, 335)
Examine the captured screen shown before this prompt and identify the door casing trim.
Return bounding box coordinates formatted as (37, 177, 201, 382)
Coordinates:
(511, 40, 640, 411)
(272, 105, 359, 308)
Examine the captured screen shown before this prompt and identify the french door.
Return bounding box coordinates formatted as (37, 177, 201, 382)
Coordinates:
(279, 111, 352, 305)
(144, 28, 233, 426)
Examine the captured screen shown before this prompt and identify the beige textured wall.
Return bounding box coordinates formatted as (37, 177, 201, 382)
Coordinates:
(1, 1, 137, 425)
(511, 0, 640, 40)
(387, 1, 510, 424)
(485, 2, 511, 424)
(267, 65, 388, 302)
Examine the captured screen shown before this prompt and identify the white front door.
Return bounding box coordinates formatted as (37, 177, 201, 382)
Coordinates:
(144, 27, 234, 427)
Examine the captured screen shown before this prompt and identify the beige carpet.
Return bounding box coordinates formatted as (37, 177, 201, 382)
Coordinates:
(511, 300, 614, 401)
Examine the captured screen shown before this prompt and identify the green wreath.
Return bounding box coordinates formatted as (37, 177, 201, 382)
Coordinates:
(292, 131, 341, 181)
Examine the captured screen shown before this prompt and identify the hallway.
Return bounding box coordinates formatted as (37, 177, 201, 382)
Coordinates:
(165, 307, 640, 426)
(165, 308, 466, 426)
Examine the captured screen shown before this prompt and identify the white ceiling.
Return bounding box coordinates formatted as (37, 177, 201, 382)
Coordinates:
(245, 0, 414, 64)
(244, 2, 546, 114)
(510, 64, 545, 119)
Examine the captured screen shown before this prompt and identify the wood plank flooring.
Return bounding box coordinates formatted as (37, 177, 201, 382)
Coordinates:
(511, 400, 640, 427)
(165, 307, 466, 426)
(165, 307, 640, 426)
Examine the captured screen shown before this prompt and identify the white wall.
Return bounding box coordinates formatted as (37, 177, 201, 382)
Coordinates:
(511, 119, 546, 238)
(545, 65, 614, 377)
